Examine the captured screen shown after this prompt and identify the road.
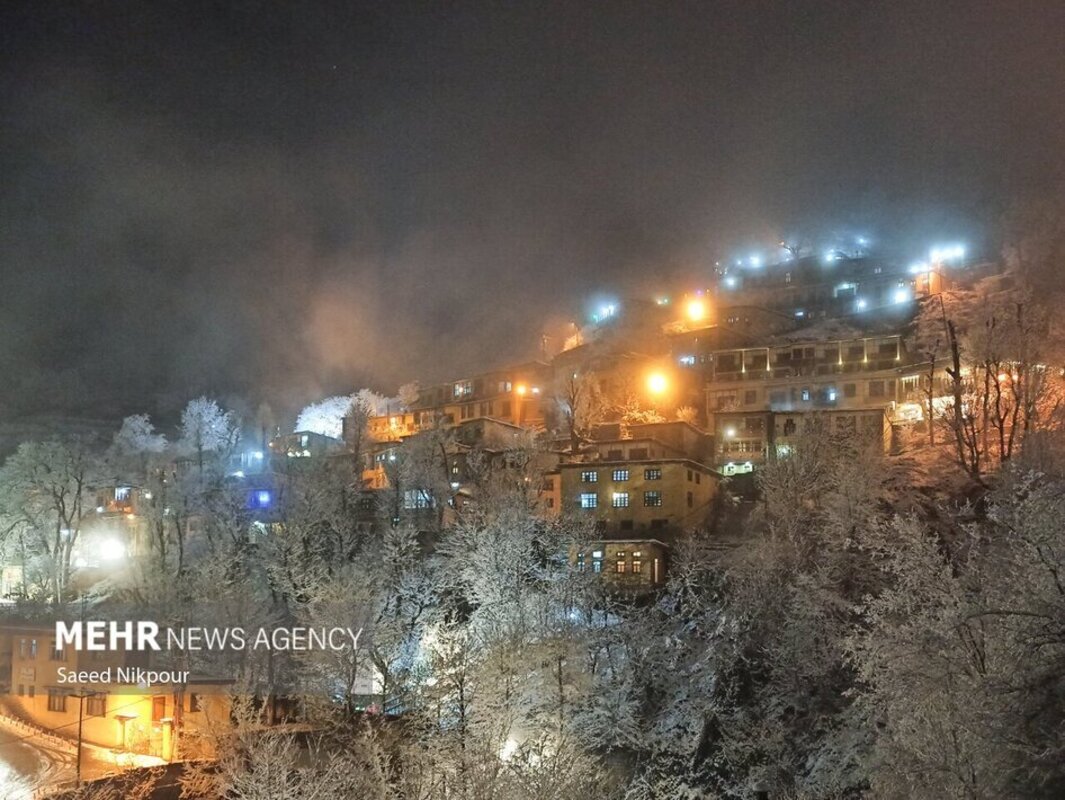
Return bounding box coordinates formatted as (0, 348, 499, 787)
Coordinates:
(0, 727, 47, 797)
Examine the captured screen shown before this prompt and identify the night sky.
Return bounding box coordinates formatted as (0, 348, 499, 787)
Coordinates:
(2, 1, 1063, 424)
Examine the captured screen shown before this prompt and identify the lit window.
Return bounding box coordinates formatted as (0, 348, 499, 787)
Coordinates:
(801, 389, 811, 402)
(679, 355, 696, 366)
(87, 695, 106, 717)
(579, 492, 598, 509)
(615, 560, 627, 574)
(47, 689, 66, 713)
(581, 470, 598, 483)
(644, 468, 662, 480)
(612, 469, 629, 481)
(644, 491, 662, 507)
(403, 490, 434, 509)
(576, 554, 585, 572)
(114, 487, 131, 501)
(612, 492, 630, 508)
(632, 560, 643, 574)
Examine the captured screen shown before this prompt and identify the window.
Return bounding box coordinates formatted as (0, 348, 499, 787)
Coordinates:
(619, 519, 634, 531)
(29, 639, 37, 658)
(612, 492, 630, 508)
(546, 497, 555, 509)
(500, 400, 511, 417)
(687, 491, 694, 508)
(650, 519, 667, 529)
(744, 390, 757, 405)
(632, 560, 643, 574)
(644, 468, 661, 480)
(18, 638, 26, 658)
(695, 472, 701, 484)
(580, 470, 598, 483)
(50, 643, 66, 662)
(769, 390, 786, 405)
(188, 693, 203, 713)
(612, 469, 629, 481)
(629, 447, 648, 459)
(28, 685, 34, 698)
(403, 490, 433, 509)
(47, 689, 66, 713)
(591, 551, 603, 573)
(644, 491, 662, 507)
(579, 492, 598, 509)
(17, 685, 23, 697)
(607, 449, 623, 460)
(114, 486, 131, 501)
(615, 560, 627, 574)
(687, 469, 693, 482)
(801, 389, 811, 401)
(152, 696, 166, 723)
(868, 380, 885, 398)
(844, 383, 857, 398)
(87, 695, 106, 717)
(576, 553, 585, 572)
(783, 417, 797, 435)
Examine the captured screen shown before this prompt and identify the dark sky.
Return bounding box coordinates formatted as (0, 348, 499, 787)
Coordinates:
(2, 0, 1063, 423)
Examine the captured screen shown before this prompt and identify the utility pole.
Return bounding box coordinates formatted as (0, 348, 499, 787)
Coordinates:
(69, 689, 98, 787)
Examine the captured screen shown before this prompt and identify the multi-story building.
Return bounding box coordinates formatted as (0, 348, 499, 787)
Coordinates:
(1, 624, 229, 762)
(709, 254, 946, 321)
(407, 361, 553, 430)
(571, 539, 669, 594)
(555, 421, 719, 539)
(711, 407, 891, 475)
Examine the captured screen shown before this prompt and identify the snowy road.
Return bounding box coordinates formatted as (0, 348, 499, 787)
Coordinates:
(0, 727, 47, 797)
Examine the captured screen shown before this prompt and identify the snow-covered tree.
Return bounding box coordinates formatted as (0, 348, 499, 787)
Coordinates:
(0, 436, 102, 603)
(112, 413, 167, 455)
(398, 381, 421, 409)
(294, 395, 354, 439)
(180, 396, 238, 473)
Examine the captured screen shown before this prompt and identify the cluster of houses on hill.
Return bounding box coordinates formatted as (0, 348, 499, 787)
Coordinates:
(0, 246, 990, 771)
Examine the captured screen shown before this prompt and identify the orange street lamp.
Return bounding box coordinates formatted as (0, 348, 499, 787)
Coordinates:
(647, 372, 669, 396)
(686, 298, 707, 323)
(515, 384, 527, 396)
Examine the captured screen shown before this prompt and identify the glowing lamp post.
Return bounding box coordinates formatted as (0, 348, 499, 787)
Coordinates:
(514, 384, 527, 425)
(647, 372, 669, 397)
(686, 298, 707, 324)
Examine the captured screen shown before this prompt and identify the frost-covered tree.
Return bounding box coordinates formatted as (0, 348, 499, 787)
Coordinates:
(553, 370, 606, 453)
(180, 396, 239, 474)
(112, 413, 167, 455)
(294, 395, 354, 439)
(398, 381, 421, 409)
(0, 436, 102, 603)
(852, 476, 1065, 799)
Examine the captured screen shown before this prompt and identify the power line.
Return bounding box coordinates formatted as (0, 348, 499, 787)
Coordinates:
(0, 693, 169, 749)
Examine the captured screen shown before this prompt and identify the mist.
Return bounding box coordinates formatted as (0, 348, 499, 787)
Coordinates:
(2, 1, 1063, 423)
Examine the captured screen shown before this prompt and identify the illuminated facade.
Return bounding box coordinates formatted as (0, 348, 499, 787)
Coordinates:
(570, 539, 668, 593)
